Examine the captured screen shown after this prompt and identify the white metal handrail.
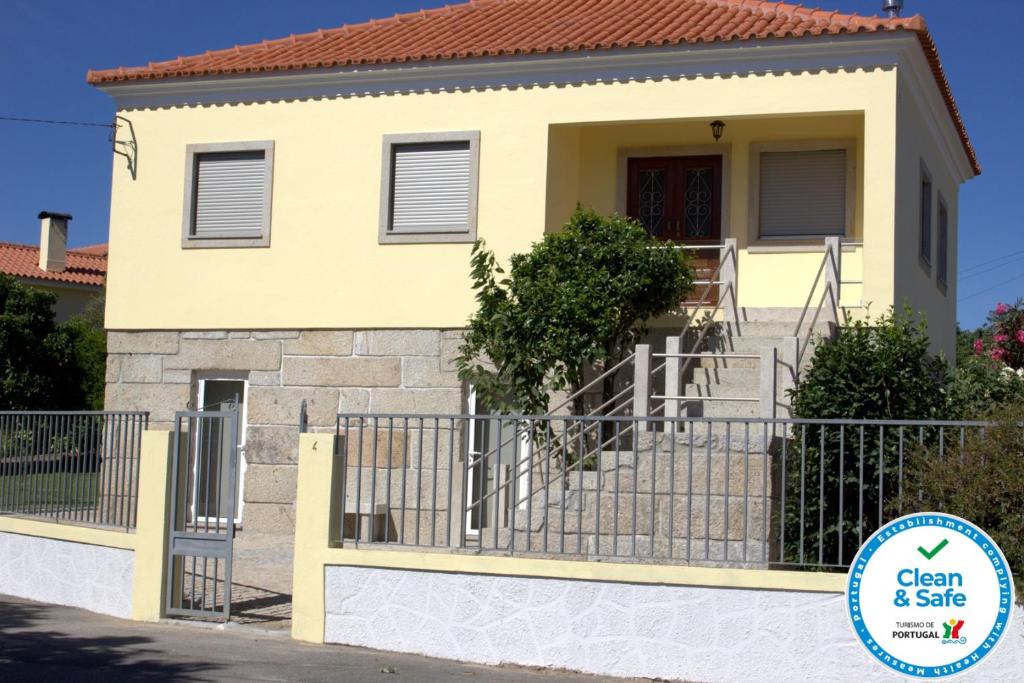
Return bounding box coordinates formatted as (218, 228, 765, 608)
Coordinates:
(792, 237, 841, 374)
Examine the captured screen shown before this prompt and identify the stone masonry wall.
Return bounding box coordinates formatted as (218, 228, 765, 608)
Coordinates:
(105, 329, 464, 592)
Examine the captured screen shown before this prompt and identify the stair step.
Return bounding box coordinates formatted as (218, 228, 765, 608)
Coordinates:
(735, 307, 806, 323)
(692, 400, 762, 419)
(683, 383, 765, 399)
(716, 321, 834, 339)
(706, 335, 822, 354)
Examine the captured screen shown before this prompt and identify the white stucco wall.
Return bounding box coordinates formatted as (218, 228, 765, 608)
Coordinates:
(0, 532, 134, 619)
(324, 566, 1023, 682)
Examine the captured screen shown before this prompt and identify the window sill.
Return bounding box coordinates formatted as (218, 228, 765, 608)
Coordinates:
(379, 231, 476, 245)
(919, 256, 932, 277)
(182, 235, 270, 249)
(937, 278, 948, 297)
(747, 239, 858, 254)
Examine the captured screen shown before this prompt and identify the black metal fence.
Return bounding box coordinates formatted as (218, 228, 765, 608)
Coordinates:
(333, 414, 986, 570)
(0, 411, 148, 530)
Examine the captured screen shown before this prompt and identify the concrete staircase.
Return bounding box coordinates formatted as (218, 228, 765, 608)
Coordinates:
(678, 307, 835, 419)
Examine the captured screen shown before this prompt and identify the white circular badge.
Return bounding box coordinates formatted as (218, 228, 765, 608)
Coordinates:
(846, 513, 1014, 679)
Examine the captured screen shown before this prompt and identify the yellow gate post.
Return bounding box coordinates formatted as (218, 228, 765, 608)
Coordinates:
(131, 430, 174, 621)
(291, 432, 339, 644)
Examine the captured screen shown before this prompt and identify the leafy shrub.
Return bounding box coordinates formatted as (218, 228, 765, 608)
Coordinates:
(948, 353, 1024, 419)
(784, 308, 952, 565)
(902, 407, 1024, 602)
(457, 207, 694, 415)
(790, 307, 951, 421)
(62, 299, 107, 410)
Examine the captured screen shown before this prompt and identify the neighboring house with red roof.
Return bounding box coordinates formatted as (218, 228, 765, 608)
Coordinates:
(88, 0, 976, 590)
(0, 212, 107, 321)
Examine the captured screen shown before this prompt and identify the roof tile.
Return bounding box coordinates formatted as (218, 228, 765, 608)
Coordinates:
(86, 0, 977, 174)
(0, 242, 107, 287)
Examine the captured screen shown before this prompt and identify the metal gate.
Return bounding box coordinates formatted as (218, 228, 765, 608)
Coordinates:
(166, 408, 239, 620)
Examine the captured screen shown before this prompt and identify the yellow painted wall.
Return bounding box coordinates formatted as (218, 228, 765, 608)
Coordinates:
(893, 84, 960, 361)
(107, 68, 901, 330)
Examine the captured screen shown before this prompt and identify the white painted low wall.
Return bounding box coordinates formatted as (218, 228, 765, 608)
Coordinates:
(324, 566, 1024, 682)
(0, 531, 134, 619)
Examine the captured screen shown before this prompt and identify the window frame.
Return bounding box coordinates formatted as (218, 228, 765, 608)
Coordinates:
(378, 131, 481, 245)
(747, 139, 857, 247)
(181, 140, 275, 249)
(936, 193, 949, 293)
(919, 161, 933, 273)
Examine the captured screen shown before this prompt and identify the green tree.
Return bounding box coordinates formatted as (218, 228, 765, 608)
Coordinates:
(62, 298, 107, 410)
(457, 207, 694, 416)
(0, 274, 85, 409)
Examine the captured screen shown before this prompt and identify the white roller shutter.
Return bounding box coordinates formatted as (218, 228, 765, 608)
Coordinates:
(759, 150, 846, 237)
(390, 142, 471, 233)
(192, 151, 266, 237)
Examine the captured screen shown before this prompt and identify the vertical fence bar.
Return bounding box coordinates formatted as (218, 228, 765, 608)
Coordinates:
(417, 418, 425, 546)
(431, 419, 440, 547)
(384, 418, 394, 544)
(742, 421, 749, 563)
(818, 425, 825, 567)
(354, 418, 364, 543)
(650, 425, 658, 558)
(686, 424, 694, 562)
(704, 420, 711, 561)
(798, 424, 806, 566)
(509, 421, 520, 555)
(858, 426, 865, 549)
(724, 421, 731, 563)
(878, 426, 885, 530)
(577, 419, 585, 557)
(369, 419, 379, 544)
(589, 419, 598, 557)
(838, 426, 845, 567)
(446, 417, 455, 548)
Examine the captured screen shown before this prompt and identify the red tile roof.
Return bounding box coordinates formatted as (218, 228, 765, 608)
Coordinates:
(86, 0, 978, 174)
(0, 242, 107, 287)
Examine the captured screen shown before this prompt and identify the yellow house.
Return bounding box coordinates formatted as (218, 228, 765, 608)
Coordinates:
(89, 0, 976, 589)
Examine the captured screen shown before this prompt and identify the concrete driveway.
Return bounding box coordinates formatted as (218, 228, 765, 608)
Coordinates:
(0, 595, 645, 682)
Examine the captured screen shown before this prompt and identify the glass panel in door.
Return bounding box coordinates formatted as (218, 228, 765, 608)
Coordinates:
(194, 379, 244, 524)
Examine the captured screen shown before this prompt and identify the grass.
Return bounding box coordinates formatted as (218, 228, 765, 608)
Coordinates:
(0, 471, 100, 511)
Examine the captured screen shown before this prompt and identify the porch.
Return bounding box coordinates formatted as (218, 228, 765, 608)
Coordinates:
(544, 113, 871, 315)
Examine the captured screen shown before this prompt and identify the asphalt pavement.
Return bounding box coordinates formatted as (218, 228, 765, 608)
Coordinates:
(0, 595, 640, 682)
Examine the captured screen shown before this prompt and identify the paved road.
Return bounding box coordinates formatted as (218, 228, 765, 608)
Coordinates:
(0, 596, 637, 682)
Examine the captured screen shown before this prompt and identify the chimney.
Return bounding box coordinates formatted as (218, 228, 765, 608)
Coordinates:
(882, 0, 904, 17)
(38, 211, 72, 273)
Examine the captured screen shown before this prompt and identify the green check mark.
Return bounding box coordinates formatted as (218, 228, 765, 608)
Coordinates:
(917, 538, 950, 560)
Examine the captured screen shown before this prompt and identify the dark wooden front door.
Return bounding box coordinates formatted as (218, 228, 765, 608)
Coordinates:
(627, 155, 723, 303)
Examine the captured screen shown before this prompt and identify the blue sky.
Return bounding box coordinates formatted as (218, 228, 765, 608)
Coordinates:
(0, 1, 1018, 329)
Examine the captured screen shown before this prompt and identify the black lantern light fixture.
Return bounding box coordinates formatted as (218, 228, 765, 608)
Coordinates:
(710, 120, 726, 142)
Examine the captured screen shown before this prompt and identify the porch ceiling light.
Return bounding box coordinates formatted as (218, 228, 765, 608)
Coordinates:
(710, 120, 726, 142)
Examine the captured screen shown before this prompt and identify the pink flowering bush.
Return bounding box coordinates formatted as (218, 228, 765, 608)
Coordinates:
(972, 300, 1024, 370)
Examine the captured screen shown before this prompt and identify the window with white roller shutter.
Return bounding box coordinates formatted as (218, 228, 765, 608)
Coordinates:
(379, 132, 479, 244)
(182, 141, 274, 249)
(389, 142, 471, 234)
(758, 149, 847, 238)
(192, 151, 266, 238)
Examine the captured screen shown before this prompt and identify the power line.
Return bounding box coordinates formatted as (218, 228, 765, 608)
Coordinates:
(958, 270, 1024, 302)
(961, 256, 1024, 281)
(959, 248, 1024, 276)
(0, 115, 113, 129)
